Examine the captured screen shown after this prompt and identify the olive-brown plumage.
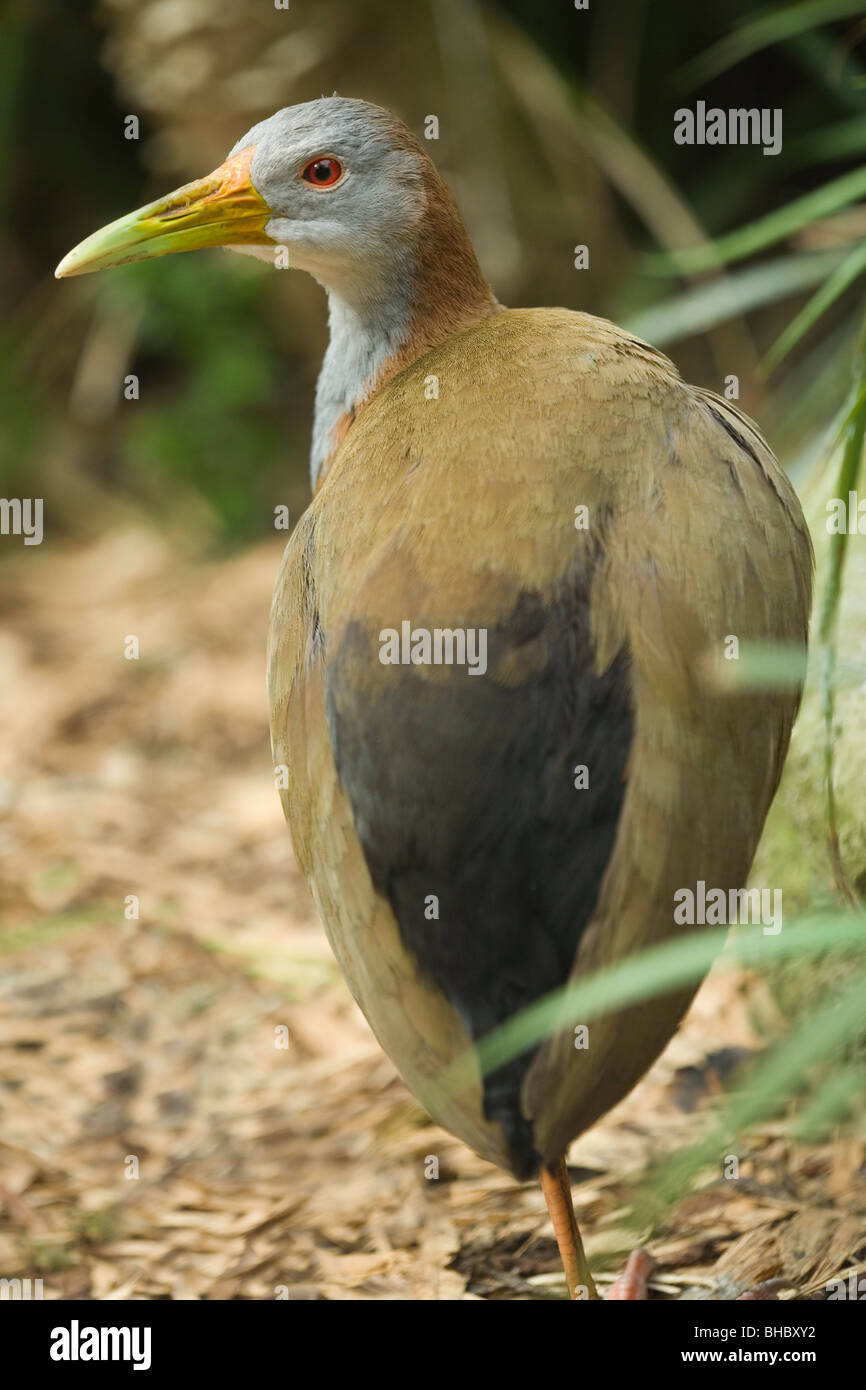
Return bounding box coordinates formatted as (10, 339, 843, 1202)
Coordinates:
(268, 306, 811, 1179)
(56, 97, 813, 1299)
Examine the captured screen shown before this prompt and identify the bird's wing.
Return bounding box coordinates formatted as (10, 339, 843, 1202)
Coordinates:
(528, 342, 812, 1160)
(268, 308, 812, 1173)
(269, 508, 515, 1169)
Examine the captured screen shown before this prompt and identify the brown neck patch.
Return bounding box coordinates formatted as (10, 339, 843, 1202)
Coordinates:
(315, 122, 500, 492)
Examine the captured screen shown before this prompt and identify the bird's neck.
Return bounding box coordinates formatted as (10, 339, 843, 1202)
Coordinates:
(310, 173, 499, 491)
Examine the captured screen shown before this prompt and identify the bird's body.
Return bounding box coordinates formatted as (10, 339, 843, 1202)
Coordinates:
(269, 305, 810, 1179)
(57, 97, 812, 1297)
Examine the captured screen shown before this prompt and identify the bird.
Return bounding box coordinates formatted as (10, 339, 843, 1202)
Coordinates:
(57, 96, 812, 1301)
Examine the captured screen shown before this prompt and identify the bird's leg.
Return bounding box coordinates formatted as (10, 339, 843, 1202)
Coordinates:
(605, 1248, 653, 1300)
(540, 1156, 599, 1300)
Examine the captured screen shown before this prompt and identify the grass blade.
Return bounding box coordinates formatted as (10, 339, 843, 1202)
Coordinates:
(625, 250, 845, 346)
(763, 238, 866, 372)
(676, 0, 866, 89)
(434, 913, 866, 1104)
(644, 165, 866, 276)
(819, 336, 866, 902)
(634, 965, 866, 1223)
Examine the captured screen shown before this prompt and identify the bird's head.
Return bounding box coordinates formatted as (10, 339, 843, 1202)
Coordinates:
(55, 98, 438, 297)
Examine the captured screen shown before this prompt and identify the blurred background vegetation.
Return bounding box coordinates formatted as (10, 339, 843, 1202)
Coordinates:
(4, 0, 866, 889)
(3, 0, 866, 536)
(1, 0, 865, 1204)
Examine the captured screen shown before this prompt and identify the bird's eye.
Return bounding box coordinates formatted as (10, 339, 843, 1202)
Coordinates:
(300, 157, 344, 188)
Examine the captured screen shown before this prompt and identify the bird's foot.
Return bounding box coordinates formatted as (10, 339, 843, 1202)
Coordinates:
(604, 1247, 653, 1300)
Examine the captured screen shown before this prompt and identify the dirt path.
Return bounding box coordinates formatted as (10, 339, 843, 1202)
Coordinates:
(1, 531, 863, 1299)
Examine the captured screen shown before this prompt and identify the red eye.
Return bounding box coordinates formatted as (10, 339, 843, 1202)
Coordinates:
(300, 156, 343, 188)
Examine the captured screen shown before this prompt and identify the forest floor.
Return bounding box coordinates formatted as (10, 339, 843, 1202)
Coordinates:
(0, 527, 864, 1300)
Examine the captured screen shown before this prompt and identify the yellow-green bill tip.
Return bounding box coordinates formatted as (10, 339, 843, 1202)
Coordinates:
(54, 146, 273, 280)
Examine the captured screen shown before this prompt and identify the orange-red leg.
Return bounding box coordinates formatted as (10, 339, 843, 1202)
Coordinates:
(540, 1156, 599, 1300)
(605, 1247, 653, 1300)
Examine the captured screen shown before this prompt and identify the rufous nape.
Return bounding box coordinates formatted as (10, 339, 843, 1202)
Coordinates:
(57, 97, 812, 1301)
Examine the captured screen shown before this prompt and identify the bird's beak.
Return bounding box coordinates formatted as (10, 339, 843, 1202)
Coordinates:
(54, 146, 273, 279)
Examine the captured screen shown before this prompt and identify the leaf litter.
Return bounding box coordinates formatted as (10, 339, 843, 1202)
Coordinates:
(0, 530, 863, 1300)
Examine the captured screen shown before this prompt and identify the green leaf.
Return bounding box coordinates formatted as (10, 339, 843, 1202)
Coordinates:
(635, 966, 866, 1221)
(624, 251, 845, 346)
(644, 165, 866, 276)
(433, 913, 866, 1107)
(724, 640, 809, 690)
(785, 28, 866, 113)
(818, 334, 866, 900)
(791, 1061, 864, 1139)
(763, 239, 866, 372)
(788, 113, 866, 168)
(676, 0, 866, 89)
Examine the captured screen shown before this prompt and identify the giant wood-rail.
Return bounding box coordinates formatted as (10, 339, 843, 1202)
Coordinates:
(57, 97, 812, 1301)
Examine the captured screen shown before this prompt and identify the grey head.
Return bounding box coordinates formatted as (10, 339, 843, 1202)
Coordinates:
(55, 97, 497, 489)
(228, 98, 496, 485)
(230, 98, 427, 299)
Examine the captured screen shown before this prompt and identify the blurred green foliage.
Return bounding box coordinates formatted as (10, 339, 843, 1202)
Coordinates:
(4, 0, 866, 539)
(101, 256, 286, 539)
